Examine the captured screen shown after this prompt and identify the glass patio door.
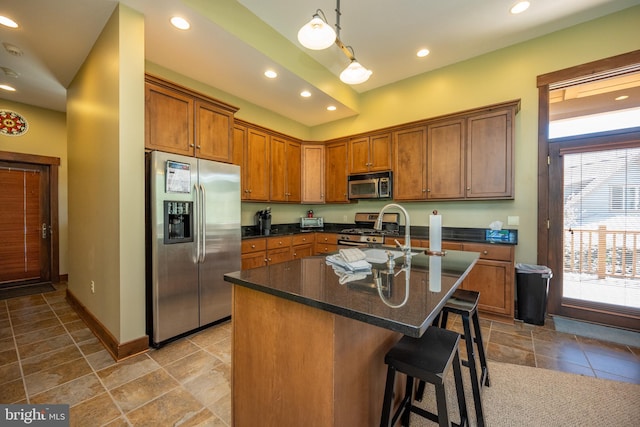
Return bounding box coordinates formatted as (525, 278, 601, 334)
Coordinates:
(562, 147, 640, 313)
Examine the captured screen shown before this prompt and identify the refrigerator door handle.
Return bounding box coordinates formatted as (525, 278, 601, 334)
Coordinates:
(200, 183, 206, 263)
(193, 183, 200, 263)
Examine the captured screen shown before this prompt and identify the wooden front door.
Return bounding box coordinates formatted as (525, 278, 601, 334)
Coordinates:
(0, 156, 56, 287)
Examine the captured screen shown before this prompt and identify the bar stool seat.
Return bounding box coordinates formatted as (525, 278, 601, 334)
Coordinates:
(380, 326, 468, 427)
(431, 289, 490, 427)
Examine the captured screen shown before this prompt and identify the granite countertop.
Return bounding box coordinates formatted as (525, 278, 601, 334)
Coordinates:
(242, 223, 518, 245)
(224, 250, 479, 337)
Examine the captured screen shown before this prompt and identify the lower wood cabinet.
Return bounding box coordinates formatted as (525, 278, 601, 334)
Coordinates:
(241, 235, 307, 269)
(266, 236, 293, 264)
(461, 242, 514, 320)
(314, 233, 338, 254)
(292, 234, 314, 259)
(241, 238, 267, 270)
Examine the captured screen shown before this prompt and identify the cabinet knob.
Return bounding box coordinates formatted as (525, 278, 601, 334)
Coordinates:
(483, 250, 488, 255)
(268, 258, 272, 262)
(197, 145, 201, 149)
(467, 187, 471, 191)
(190, 144, 195, 147)
(423, 189, 427, 192)
(251, 244, 256, 248)
(279, 241, 283, 245)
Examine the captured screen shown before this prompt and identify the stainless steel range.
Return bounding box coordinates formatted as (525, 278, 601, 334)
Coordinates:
(338, 212, 400, 246)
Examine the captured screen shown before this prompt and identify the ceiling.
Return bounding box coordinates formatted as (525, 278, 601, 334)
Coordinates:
(1, 0, 639, 127)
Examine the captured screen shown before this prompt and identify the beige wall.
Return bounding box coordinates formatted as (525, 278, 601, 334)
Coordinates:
(66, 4, 145, 343)
(0, 101, 68, 276)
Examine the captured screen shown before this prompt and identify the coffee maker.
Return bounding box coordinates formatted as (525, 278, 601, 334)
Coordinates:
(255, 207, 272, 235)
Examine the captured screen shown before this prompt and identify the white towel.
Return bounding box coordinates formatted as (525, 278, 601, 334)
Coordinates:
(338, 248, 367, 263)
(326, 254, 371, 272)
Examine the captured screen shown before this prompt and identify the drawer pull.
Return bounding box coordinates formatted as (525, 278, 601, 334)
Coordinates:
(483, 250, 488, 255)
(251, 244, 256, 249)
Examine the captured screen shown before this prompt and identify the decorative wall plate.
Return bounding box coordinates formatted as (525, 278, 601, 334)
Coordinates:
(0, 110, 29, 136)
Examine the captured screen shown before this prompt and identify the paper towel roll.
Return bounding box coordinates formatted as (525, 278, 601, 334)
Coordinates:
(429, 213, 442, 252)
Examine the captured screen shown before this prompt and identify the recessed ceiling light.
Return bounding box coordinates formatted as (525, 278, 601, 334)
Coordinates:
(300, 90, 311, 98)
(170, 16, 190, 30)
(0, 16, 18, 28)
(0, 84, 16, 92)
(615, 95, 629, 101)
(1, 67, 19, 78)
(3, 42, 23, 57)
(417, 48, 430, 58)
(510, 1, 530, 14)
(327, 105, 336, 111)
(264, 70, 277, 79)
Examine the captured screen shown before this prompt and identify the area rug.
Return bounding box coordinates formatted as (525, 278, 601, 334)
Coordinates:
(411, 361, 640, 427)
(553, 316, 640, 348)
(0, 282, 56, 301)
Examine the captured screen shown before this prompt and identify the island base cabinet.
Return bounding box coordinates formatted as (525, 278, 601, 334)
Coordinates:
(232, 285, 402, 427)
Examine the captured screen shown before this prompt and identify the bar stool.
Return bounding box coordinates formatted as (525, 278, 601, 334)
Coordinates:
(426, 289, 490, 427)
(380, 326, 468, 427)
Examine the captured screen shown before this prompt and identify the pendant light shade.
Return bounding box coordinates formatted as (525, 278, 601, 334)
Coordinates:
(297, 14, 336, 50)
(339, 60, 372, 84)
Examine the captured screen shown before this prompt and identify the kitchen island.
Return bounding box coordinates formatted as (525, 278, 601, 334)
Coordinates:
(224, 250, 479, 426)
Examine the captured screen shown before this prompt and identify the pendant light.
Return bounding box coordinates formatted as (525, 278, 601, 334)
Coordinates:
(297, 11, 336, 50)
(339, 59, 372, 85)
(297, 0, 372, 85)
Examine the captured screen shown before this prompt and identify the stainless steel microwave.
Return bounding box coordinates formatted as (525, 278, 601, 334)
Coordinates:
(348, 171, 392, 200)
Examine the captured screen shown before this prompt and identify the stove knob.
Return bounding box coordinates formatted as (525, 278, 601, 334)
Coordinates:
(372, 237, 377, 242)
(366, 237, 371, 242)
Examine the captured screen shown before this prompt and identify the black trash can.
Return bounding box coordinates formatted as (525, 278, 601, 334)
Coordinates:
(515, 264, 553, 326)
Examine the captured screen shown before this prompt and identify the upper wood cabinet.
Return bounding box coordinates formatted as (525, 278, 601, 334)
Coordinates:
(145, 82, 193, 155)
(349, 132, 392, 174)
(427, 119, 465, 199)
(466, 108, 514, 199)
(270, 136, 301, 203)
(302, 144, 325, 204)
(144, 75, 237, 163)
(392, 101, 518, 201)
(392, 126, 427, 200)
(243, 127, 270, 201)
(325, 139, 350, 203)
(195, 99, 234, 162)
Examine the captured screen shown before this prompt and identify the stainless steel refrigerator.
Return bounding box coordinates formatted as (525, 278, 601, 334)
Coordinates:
(147, 150, 240, 347)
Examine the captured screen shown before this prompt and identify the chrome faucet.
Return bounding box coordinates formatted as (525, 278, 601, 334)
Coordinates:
(375, 203, 412, 257)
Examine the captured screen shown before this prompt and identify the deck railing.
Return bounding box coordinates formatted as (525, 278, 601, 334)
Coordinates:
(564, 226, 640, 279)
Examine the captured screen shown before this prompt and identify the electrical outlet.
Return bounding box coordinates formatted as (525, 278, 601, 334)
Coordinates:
(90, 280, 95, 294)
(507, 216, 520, 226)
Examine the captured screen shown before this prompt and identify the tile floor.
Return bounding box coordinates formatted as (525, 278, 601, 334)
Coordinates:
(1, 283, 639, 426)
